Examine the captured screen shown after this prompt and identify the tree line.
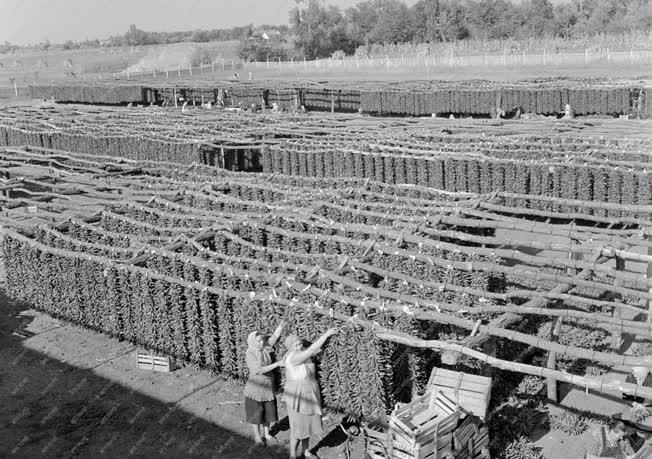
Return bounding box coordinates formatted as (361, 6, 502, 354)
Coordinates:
(2, 0, 650, 60)
(290, 0, 652, 59)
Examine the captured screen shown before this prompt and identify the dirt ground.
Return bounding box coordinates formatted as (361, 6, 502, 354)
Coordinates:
(0, 292, 364, 458)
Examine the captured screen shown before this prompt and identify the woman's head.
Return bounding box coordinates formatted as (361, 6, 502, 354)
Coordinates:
(284, 334, 303, 352)
(247, 331, 265, 351)
(607, 419, 627, 439)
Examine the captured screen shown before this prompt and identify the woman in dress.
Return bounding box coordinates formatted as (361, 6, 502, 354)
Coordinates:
(244, 321, 286, 445)
(283, 328, 339, 458)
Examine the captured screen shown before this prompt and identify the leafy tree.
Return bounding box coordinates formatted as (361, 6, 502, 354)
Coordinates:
(291, 0, 355, 58)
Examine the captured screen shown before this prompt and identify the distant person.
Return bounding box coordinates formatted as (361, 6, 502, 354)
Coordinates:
(585, 419, 635, 458)
(232, 73, 239, 81)
(248, 72, 254, 80)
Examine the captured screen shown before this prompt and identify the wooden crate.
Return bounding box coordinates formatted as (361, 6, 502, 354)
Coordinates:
(137, 352, 174, 372)
(363, 423, 391, 459)
(633, 443, 652, 459)
(428, 368, 492, 420)
(390, 391, 461, 459)
(452, 426, 490, 459)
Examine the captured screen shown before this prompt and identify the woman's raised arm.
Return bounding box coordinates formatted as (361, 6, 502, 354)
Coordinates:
(288, 328, 338, 366)
(267, 320, 287, 347)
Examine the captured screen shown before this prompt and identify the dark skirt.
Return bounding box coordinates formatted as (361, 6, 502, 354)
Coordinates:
(245, 396, 278, 425)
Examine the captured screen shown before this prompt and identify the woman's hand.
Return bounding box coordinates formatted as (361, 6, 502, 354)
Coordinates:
(325, 328, 339, 338)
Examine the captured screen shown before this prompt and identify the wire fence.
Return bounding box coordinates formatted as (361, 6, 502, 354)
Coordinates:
(247, 49, 652, 72)
(1, 48, 650, 100)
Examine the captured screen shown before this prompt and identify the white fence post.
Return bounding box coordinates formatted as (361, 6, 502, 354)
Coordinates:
(166, 67, 169, 78)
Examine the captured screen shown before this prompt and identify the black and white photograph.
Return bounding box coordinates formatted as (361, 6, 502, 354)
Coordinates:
(0, 0, 651, 457)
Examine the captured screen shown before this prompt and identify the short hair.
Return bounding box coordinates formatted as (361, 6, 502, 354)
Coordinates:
(608, 419, 626, 433)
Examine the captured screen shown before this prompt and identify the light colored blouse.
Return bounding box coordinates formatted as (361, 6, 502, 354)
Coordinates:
(244, 345, 277, 402)
(283, 352, 322, 415)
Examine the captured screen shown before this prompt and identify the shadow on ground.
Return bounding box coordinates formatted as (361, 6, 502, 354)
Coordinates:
(0, 291, 287, 458)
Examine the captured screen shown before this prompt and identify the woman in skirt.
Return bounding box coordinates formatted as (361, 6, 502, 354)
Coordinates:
(244, 321, 286, 445)
(283, 328, 339, 458)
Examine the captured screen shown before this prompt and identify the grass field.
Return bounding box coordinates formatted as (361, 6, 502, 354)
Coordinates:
(0, 41, 243, 96)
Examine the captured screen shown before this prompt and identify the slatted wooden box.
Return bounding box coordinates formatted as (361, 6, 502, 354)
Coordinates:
(428, 368, 492, 420)
(451, 416, 490, 459)
(137, 352, 174, 372)
(362, 420, 392, 459)
(389, 391, 461, 459)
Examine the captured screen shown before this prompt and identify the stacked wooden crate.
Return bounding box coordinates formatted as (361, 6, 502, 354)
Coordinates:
(451, 415, 490, 459)
(427, 368, 492, 420)
(389, 391, 461, 459)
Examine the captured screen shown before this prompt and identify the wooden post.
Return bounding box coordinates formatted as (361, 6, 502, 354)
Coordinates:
(178, 65, 181, 77)
(547, 315, 563, 402)
(153, 67, 156, 77)
(568, 222, 580, 276)
(166, 67, 169, 78)
(189, 64, 192, 75)
(13, 80, 18, 97)
(613, 256, 625, 349)
(173, 88, 177, 108)
(200, 62, 203, 73)
(647, 230, 652, 323)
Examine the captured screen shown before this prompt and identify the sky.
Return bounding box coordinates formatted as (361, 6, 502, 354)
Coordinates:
(0, 0, 422, 45)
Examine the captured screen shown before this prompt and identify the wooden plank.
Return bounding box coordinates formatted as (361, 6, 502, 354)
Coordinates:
(430, 376, 491, 395)
(430, 368, 491, 385)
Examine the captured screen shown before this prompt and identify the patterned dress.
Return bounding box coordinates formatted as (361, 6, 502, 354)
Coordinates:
(243, 339, 278, 425)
